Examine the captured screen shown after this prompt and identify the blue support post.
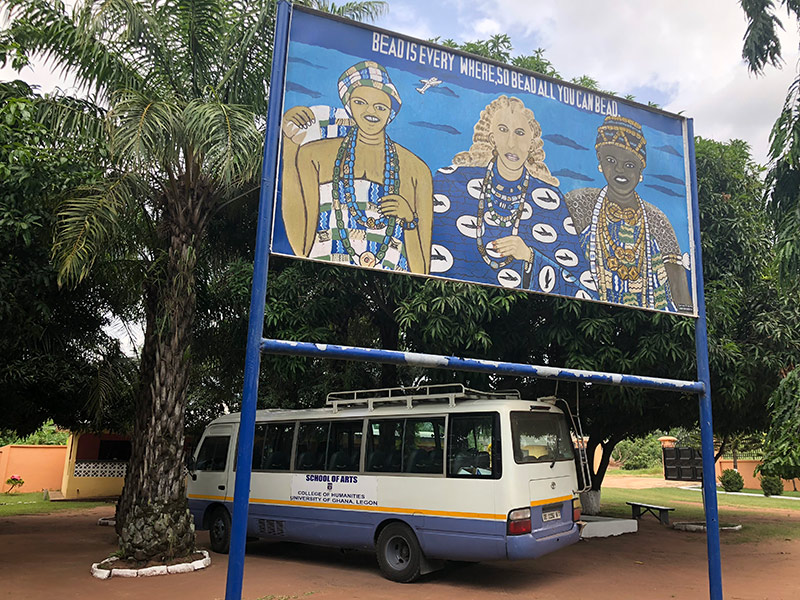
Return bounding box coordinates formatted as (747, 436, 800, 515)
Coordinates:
(224, 3, 292, 599)
(688, 120, 723, 600)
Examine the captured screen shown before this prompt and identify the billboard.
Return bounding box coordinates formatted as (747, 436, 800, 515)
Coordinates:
(272, 7, 697, 316)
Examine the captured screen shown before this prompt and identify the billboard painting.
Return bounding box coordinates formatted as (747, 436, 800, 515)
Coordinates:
(273, 7, 697, 316)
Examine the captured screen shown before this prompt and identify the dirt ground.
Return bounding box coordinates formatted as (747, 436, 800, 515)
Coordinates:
(2, 490, 799, 600)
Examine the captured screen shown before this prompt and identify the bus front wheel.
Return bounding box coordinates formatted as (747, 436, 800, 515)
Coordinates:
(209, 507, 231, 554)
(376, 523, 422, 583)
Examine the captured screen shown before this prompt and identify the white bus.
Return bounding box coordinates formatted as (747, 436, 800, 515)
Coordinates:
(187, 384, 588, 582)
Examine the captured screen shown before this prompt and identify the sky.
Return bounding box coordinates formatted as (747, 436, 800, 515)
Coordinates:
(371, 0, 800, 166)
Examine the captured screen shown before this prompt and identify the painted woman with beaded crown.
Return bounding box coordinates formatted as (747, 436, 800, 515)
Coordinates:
(430, 95, 596, 298)
(564, 116, 693, 312)
(281, 61, 433, 274)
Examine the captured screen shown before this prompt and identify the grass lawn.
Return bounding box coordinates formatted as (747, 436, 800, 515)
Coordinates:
(599, 486, 800, 543)
(735, 487, 800, 498)
(605, 466, 663, 477)
(0, 492, 110, 517)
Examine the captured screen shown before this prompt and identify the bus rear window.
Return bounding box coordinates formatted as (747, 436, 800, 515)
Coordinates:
(511, 412, 574, 464)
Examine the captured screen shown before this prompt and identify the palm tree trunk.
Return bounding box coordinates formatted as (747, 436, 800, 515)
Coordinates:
(116, 205, 202, 562)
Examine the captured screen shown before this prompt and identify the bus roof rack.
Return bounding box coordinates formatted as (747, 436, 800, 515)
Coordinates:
(326, 383, 520, 413)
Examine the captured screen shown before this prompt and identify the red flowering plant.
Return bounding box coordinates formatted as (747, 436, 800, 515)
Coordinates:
(5, 474, 24, 493)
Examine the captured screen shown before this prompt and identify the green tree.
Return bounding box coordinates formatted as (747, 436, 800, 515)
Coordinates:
(694, 138, 800, 445)
(741, 0, 800, 282)
(188, 255, 521, 425)
(0, 80, 134, 438)
(612, 433, 664, 471)
(759, 368, 800, 483)
(3, 0, 386, 563)
(11, 420, 70, 445)
(303, 0, 385, 20)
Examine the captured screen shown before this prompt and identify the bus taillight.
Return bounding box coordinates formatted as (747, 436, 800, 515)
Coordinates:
(507, 507, 532, 535)
(573, 497, 581, 521)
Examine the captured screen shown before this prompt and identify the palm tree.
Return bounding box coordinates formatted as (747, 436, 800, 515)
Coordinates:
(302, 0, 386, 20)
(740, 0, 800, 284)
(4, 0, 386, 562)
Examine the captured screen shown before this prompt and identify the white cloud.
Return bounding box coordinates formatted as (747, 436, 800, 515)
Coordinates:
(473, 18, 502, 38)
(379, 1, 438, 41)
(1, 62, 81, 96)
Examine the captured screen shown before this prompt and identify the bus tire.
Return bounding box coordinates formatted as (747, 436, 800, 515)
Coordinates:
(376, 523, 422, 583)
(209, 507, 231, 554)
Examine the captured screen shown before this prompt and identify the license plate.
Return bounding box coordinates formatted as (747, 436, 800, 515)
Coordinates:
(542, 510, 561, 522)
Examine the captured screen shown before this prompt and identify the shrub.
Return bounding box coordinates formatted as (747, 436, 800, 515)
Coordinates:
(760, 474, 784, 496)
(719, 469, 744, 492)
(4, 474, 24, 494)
(613, 434, 664, 471)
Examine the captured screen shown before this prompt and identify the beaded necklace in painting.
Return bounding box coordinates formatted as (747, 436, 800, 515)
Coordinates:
(331, 127, 399, 267)
(476, 160, 530, 269)
(588, 187, 655, 307)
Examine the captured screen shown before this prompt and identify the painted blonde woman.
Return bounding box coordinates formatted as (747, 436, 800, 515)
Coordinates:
(431, 95, 595, 297)
(281, 61, 433, 274)
(564, 116, 693, 312)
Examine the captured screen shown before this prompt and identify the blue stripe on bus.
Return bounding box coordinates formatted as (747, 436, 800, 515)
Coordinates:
(189, 497, 579, 562)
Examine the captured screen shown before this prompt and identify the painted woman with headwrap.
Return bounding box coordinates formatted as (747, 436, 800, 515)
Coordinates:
(564, 116, 693, 312)
(281, 61, 433, 274)
(431, 95, 595, 298)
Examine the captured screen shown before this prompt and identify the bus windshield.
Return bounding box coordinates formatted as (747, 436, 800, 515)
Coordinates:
(511, 411, 574, 464)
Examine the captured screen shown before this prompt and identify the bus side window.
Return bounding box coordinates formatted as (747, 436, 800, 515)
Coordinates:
(252, 424, 268, 470)
(263, 422, 294, 471)
(366, 420, 403, 473)
(403, 418, 445, 474)
(295, 422, 329, 471)
(327, 420, 363, 471)
(195, 436, 230, 472)
(447, 414, 500, 479)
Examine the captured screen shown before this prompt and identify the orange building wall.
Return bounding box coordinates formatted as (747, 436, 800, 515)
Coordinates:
(0, 445, 67, 493)
(714, 458, 800, 492)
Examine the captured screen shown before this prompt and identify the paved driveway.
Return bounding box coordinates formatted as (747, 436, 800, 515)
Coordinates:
(3, 504, 800, 600)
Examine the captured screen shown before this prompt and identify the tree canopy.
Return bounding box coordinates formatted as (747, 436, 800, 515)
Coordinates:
(0, 80, 136, 436)
(759, 368, 800, 481)
(740, 0, 800, 283)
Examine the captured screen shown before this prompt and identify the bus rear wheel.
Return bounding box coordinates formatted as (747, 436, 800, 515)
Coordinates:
(209, 507, 231, 554)
(376, 523, 422, 583)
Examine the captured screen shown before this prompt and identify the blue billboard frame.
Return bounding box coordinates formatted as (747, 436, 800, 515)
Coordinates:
(224, 3, 722, 599)
(274, 7, 698, 316)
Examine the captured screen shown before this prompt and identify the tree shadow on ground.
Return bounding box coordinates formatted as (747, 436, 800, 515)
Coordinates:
(240, 539, 565, 591)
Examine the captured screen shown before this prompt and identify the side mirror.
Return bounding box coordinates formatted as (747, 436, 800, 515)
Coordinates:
(186, 455, 197, 480)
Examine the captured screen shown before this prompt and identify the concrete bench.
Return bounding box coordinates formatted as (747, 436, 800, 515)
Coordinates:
(626, 501, 675, 525)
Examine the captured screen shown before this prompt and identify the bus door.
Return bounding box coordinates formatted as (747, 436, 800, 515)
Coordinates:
(191, 424, 235, 503)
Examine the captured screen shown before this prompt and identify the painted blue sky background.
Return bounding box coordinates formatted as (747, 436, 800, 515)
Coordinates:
(276, 9, 693, 254)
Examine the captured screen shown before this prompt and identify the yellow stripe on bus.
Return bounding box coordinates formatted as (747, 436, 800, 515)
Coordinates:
(189, 493, 573, 519)
(530, 495, 573, 507)
(249, 497, 506, 521)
